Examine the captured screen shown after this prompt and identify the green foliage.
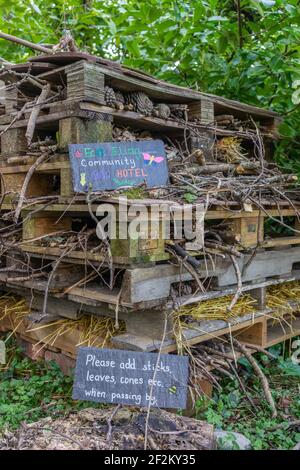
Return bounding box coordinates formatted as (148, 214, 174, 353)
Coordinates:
(196, 343, 300, 450)
(183, 192, 198, 203)
(0, 336, 95, 430)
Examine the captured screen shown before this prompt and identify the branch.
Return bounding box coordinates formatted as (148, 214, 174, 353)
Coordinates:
(14, 152, 52, 222)
(232, 337, 277, 418)
(25, 83, 51, 145)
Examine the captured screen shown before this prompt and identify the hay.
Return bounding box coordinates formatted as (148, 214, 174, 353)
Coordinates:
(215, 136, 247, 163)
(173, 294, 256, 353)
(0, 292, 125, 355)
(26, 315, 126, 354)
(266, 281, 300, 319)
(0, 293, 29, 340)
(176, 294, 256, 323)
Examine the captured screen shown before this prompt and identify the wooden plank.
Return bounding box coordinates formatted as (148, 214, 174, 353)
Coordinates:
(263, 236, 300, 248)
(22, 215, 72, 240)
(68, 286, 131, 307)
(231, 216, 264, 247)
(0, 107, 96, 130)
(91, 63, 280, 119)
(167, 274, 300, 309)
(17, 243, 154, 267)
(1, 127, 27, 156)
(113, 312, 266, 352)
(33, 54, 279, 119)
(65, 60, 105, 104)
(234, 320, 267, 347)
(1, 172, 53, 198)
(58, 116, 112, 152)
(0, 158, 69, 174)
(188, 100, 214, 124)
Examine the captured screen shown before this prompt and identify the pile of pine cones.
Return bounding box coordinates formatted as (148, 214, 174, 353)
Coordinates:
(104, 86, 178, 120)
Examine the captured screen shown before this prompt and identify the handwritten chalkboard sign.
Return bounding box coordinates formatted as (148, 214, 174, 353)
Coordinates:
(72, 347, 189, 409)
(68, 140, 168, 192)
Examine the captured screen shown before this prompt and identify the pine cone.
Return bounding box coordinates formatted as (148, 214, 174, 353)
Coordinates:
(114, 90, 125, 110)
(153, 103, 171, 119)
(125, 91, 153, 116)
(104, 86, 116, 107)
(171, 109, 185, 120)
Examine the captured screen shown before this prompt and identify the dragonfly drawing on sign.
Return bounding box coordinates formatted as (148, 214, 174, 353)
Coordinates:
(143, 153, 164, 166)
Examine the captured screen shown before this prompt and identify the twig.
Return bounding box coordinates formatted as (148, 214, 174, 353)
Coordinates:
(227, 254, 242, 311)
(0, 31, 52, 53)
(106, 404, 121, 442)
(25, 83, 51, 145)
(241, 343, 277, 359)
(166, 245, 205, 293)
(232, 337, 277, 418)
(14, 152, 53, 222)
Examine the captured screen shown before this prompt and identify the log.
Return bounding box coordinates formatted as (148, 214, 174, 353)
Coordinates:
(183, 162, 260, 175)
(171, 243, 201, 268)
(215, 114, 234, 123)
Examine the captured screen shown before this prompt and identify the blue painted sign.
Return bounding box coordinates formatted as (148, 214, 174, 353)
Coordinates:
(68, 140, 168, 192)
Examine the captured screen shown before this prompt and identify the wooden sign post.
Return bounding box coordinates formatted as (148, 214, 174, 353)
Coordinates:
(72, 347, 189, 409)
(68, 140, 169, 192)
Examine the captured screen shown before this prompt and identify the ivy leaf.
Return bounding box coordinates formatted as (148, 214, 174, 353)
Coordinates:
(183, 192, 197, 203)
(278, 359, 300, 377)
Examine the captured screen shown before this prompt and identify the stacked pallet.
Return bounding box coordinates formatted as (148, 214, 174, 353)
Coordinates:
(0, 50, 300, 376)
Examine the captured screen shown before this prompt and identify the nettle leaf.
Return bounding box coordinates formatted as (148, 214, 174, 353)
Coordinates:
(183, 192, 198, 203)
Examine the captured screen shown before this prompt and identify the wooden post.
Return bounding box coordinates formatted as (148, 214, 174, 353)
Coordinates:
(1, 128, 27, 157)
(188, 99, 214, 124)
(249, 286, 266, 311)
(4, 86, 20, 114)
(234, 317, 267, 347)
(65, 60, 106, 104)
(231, 215, 264, 248)
(22, 213, 72, 240)
(60, 166, 74, 197)
(110, 212, 168, 264)
(1, 172, 53, 200)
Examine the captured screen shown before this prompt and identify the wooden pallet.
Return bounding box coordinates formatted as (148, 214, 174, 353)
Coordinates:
(1, 175, 299, 247)
(1, 55, 280, 132)
(2, 245, 300, 310)
(265, 310, 300, 347)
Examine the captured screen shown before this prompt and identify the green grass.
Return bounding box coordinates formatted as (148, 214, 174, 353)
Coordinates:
(195, 342, 300, 450)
